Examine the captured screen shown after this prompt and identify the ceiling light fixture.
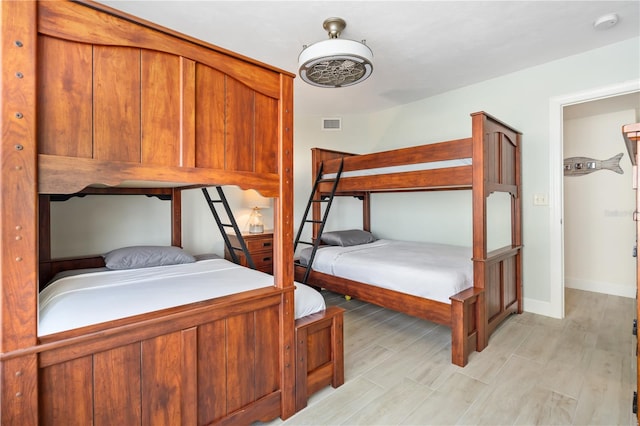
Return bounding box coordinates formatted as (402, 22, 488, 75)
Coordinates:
(298, 17, 373, 88)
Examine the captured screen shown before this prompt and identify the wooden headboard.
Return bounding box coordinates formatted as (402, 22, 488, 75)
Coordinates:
(37, 0, 289, 196)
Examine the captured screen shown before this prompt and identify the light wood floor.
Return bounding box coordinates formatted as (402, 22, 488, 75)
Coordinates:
(270, 288, 637, 425)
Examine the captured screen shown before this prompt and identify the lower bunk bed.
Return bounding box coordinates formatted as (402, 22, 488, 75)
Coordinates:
(296, 231, 497, 367)
(38, 248, 344, 424)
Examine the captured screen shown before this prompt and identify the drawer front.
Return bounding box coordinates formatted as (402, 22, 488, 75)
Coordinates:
(225, 233, 273, 274)
(245, 238, 273, 252)
(250, 251, 273, 269)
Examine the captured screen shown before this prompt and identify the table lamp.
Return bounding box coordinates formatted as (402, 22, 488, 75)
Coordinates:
(244, 189, 270, 234)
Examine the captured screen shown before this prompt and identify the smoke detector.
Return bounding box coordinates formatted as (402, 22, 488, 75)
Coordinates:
(593, 13, 619, 30)
(298, 17, 373, 88)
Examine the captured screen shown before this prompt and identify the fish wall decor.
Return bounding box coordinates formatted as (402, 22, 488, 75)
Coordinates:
(563, 153, 624, 176)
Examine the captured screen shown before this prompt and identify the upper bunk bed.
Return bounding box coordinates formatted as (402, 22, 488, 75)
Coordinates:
(0, 1, 321, 423)
(311, 112, 518, 194)
(296, 112, 522, 367)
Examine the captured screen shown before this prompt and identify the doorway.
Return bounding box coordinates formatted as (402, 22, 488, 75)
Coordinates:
(550, 80, 640, 319)
(563, 98, 638, 297)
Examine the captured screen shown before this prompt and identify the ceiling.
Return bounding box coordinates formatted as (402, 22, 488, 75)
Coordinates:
(97, 1, 640, 117)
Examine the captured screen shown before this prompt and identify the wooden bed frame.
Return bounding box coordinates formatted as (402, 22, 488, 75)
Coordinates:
(1, 1, 342, 424)
(295, 112, 523, 367)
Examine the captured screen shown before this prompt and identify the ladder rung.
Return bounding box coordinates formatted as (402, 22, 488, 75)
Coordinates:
(305, 220, 323, 224)
(311, 199, 328, 203)
(297, 241, 313, 245)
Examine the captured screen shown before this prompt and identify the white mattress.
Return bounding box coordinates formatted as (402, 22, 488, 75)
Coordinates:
(39, 258, 326, 336)
(323, 158, 472, 179)
(307, 239, 473, 304)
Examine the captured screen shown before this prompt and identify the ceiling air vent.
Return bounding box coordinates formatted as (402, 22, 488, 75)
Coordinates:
(322, 117, 342, 131)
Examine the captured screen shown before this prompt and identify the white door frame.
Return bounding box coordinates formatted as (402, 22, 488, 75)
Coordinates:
(549, 79, 640, 319)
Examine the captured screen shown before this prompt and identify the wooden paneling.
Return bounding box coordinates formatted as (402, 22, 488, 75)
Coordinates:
(195, 64, 225, 169)
(141, 50, 181, 166)
(306, 326, 331, 372)
(501, 136, 516, 185)
(38, 1, 285, 99)
(38, 36, 92, 157)
(255, 93, 279, 174)
(294, 307, 345, 412)
(141, 332, 183, 425)
(227, 312, 256, 412)
(40, 356, 93, 425)
(37, 36, 283, 187)
(35, 1, 288, 192)
(180, 59, 196, 168)
(93, 343, 141, 425)
(93, 46, 141, 162)
(35, 302, 284, 425)
(255, 306, 280, 397)
(503, 256, 517, 308)
(197, 319, 227, 424)
(226, 77, 255, 172)
(486, 262, 502, 322)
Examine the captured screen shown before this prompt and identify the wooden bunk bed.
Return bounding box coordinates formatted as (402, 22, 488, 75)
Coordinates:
(295, 112, 523, 367)
(1, 1, 342, 424)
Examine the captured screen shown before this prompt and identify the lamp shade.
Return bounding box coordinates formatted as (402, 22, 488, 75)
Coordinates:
(243, 189, 271, 209)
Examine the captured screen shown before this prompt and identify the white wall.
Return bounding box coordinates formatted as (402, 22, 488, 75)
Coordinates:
(51, 186, 274, 257)
(51, 195, 171, 257)
(563, 109, 637, 297)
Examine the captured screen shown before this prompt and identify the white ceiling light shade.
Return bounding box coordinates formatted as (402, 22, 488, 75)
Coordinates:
(298, 17, 373, 88)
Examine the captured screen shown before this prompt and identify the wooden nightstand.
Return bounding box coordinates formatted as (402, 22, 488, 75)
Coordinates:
(224, 231, 273, 274)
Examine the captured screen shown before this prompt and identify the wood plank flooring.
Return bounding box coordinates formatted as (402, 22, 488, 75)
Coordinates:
(268, 288, 637, 425)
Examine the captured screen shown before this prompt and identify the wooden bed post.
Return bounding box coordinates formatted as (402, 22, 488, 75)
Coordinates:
(471, 112, 490, 350)
(171, 188, 182, 247)
(276, 74, 296, 419)
(471, 112, 523, 347)
(0, 1, 39, 424)
(362, 192, 371, 231)
(513, 132, 524, 314)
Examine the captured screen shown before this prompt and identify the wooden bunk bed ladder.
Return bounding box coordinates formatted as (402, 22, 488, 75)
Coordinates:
(293, 159, 344, 283)
(202, 187, 256, 269)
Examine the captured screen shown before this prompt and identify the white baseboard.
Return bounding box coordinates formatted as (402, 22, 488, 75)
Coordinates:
(565, 277, 636, 299)
(523, 297, 560, 319)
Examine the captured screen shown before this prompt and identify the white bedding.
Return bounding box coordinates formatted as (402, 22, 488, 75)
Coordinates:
(307, 239, 473, 304)
(39, 258, 326, 336)
(323, 158, 472, 179)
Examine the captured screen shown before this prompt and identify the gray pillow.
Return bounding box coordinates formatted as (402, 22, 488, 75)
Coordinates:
(103, 246, 196, 270)
(194, 253, 222, 261)
(320, 229, 377, 247)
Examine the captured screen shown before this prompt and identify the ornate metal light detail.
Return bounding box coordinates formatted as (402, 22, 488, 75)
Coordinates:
(298, 17, 373, 88)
